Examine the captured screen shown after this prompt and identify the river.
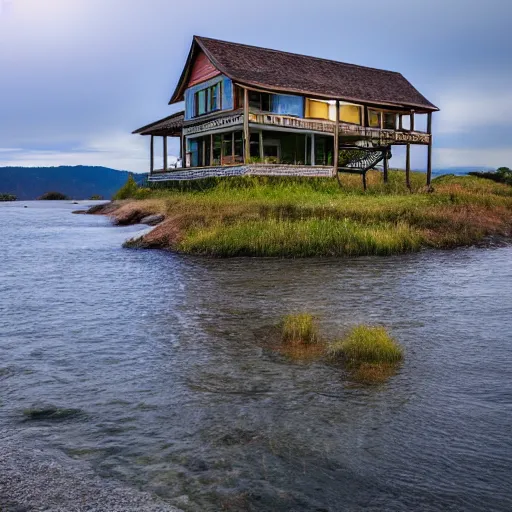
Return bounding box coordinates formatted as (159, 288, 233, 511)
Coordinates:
(1, 200, 511, 511)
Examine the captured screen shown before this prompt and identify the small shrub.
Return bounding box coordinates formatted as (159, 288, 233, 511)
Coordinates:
(328, 325, 403, 364)
(281, 313, 319, 345)
(38, 191, 69, 200)
(0, 193, 16, 201)
(113, 174, 139, 200)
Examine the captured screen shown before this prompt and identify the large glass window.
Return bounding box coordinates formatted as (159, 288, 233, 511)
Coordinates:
(194, 82, 221, 117)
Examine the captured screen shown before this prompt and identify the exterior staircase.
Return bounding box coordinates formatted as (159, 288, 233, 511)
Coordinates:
(337, 146, 392, 190)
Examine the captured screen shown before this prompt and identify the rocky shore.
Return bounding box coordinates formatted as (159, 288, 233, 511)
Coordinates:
(0, 430, 182, 512)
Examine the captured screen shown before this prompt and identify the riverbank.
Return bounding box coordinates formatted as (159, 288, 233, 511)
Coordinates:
(86, 171, 512, 257)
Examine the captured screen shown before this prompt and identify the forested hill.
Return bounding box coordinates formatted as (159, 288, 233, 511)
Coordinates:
(0, 166, 146, 200)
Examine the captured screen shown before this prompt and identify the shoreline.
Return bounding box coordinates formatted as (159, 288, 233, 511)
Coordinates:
(78, 173, 512, 257)
(0, 429, 182, 512)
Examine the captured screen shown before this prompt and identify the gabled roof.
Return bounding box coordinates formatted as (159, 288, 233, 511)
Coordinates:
(133, 111, 184, 136)
(170, 36, 438, 112)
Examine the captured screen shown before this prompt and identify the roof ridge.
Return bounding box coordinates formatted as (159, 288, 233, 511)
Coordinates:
(194, 35, 402, 76)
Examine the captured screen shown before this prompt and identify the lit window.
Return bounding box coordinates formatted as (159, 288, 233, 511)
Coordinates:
(368, 110, 381, 128)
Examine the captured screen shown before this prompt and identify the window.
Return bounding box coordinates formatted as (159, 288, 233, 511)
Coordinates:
(222, 133, 233, 158)
(340, 105, 362, 125)
(196, 90, 206, 116)
(249, 91, 271, 112)
(384, 113, 396, 130)
(234, 131, 243, 159)
(368, 109, 381, 128)
(250, 132, 260, 158)
(194, 82, 221, 117)
(213, 135, 222, 165)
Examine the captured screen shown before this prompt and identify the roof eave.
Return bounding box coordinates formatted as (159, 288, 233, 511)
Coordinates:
(233, 79, 439, 112)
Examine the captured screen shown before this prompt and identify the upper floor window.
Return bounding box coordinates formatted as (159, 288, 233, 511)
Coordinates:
(249, 91, 271, 112)
(383, 113, 396, 130)
(194, 82, 221, 117)
(368, 109, 381, 128)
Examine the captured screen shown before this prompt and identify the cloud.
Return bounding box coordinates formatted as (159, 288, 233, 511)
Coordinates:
(436, 82, 512, 135)
(0, 132, 180, 172)
(435, 147, 512, 169)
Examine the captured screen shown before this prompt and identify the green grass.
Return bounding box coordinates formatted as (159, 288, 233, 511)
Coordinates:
(178, 218, 422, 257)
(328, 325, 403, 364)
(281, 313, 319, 345)
(113, 171, 512, 257)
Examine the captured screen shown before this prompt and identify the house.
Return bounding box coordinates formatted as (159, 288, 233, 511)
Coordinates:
(133, 36, 438, 188)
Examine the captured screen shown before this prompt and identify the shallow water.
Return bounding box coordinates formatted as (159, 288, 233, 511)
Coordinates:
(1, 201, 511, 511)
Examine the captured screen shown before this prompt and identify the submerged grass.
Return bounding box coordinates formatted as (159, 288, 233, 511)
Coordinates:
(281, 313, 319, 345)
(277, 313, 325, 361)
(108, 171, 512, 257)
(273, 316, 403, 383)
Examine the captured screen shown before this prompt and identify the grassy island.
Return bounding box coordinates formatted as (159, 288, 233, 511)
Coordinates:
(90, 170, 512, 257)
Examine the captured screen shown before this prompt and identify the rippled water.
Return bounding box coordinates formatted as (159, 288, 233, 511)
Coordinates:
(1, 201, 512, 511)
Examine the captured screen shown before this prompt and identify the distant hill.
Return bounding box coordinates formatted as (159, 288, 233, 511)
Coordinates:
(0, 166, 147, 200)
(432, 166, 494, 177)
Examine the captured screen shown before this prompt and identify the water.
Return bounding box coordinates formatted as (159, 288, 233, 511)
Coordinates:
(1, 201, 511, 511)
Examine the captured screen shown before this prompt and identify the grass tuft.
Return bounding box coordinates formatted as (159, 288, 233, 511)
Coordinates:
(328, 325, 403, 364)
(281, 313, 319, 345)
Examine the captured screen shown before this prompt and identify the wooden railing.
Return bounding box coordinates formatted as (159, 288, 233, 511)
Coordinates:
(182, 111, 431, 145)
(248, 112, 431, 144)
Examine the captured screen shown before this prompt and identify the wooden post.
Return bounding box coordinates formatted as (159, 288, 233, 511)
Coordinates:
(399, 114, 403, 130)
(406, 143, 411, 191)
(334, 100, 340, 183)
(179, 134, 183, 160)
(163, 136, 168, 171)
(150, 135, 154, 174)
(410, 111, 415, 132)
(427, 112, 433, 187)
(210, 134, 214, 166)
(182, 135, 187, 168)
(383, 148, 389, 183)
(243, 87, 250, 163)
(259, 131, 264, 160)
(311, 133, 315, 166)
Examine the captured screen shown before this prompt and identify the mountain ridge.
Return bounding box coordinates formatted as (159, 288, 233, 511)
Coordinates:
(0, 166, 146, 200)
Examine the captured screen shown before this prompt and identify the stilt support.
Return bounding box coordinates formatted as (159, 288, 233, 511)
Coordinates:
(405, 143, 411, 191)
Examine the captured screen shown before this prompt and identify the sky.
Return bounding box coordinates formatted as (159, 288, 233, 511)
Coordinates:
(0, 0, 510, 172)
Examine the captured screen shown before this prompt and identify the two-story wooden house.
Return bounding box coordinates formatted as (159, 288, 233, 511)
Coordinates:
(134, 36, 438, 188)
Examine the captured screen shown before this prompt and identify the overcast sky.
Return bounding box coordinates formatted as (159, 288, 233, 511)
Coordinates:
(0, 0, 510, 172)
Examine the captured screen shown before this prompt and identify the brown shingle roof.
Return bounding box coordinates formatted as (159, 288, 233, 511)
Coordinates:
(170, 36, 438, 112)
(133, 111, 184, 136)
